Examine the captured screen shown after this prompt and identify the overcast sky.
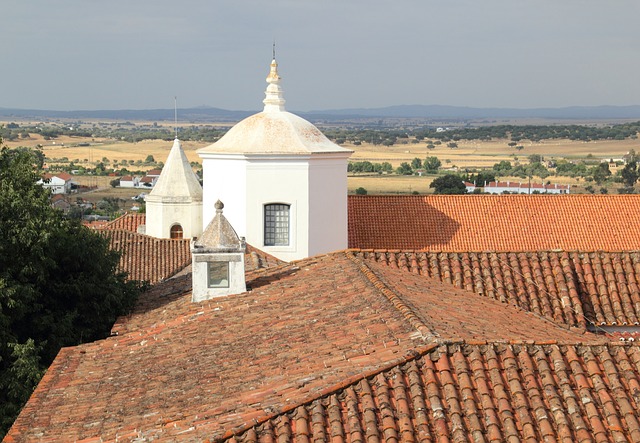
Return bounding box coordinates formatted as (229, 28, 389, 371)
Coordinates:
(4, 1, 640, 112)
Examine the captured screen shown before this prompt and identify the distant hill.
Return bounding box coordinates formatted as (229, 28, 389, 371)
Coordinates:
(308, 104, 640, 120)
(2, 104, 640, 122)
(0, 106, 252, 122)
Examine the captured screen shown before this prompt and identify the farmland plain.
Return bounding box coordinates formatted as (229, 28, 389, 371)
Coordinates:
(3, 120, 639, 195)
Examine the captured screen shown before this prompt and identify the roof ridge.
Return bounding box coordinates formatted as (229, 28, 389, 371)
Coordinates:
(215, 339, 629, 442)
(347, 248, 640, 254)
(214, 343, 440, 442)
(345, 251, 439, 341)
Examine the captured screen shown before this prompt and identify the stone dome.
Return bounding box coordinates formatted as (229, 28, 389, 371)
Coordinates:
(198, 58, 351, 156)
(198, 110, 351, 155)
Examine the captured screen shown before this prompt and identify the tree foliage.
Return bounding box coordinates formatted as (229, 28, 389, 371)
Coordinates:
(591, 162, 612, 185)
(430, 174, 467, 194)
(423, 156, 442, 173)
(0, 145, 142, 437)
(621, 161, 639, 188)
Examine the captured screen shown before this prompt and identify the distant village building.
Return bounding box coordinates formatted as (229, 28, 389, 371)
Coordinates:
(464, 181, 476, 193)
(483, 180, 570, 194)
(37, 172, 76, 194)
(139, 176, 155, 188)
(50, 194, 71, 213)
(118, 175, 140, 188)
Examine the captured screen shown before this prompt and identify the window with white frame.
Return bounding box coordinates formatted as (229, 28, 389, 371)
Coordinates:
(264, 203, 290, 246)
(207, 262, 229, 288)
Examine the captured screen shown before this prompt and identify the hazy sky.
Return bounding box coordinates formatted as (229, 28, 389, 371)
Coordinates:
(4, 1, 640, 112)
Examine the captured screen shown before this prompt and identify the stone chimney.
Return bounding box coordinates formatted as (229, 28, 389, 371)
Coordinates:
(191, 200, 246, 301)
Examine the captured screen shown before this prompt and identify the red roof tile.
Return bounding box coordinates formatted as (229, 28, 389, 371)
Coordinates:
(103, 212, 147, 232)
(6, 252, 601, 441)
(225, 343, 640, 443)
(348, 194, 640, 251)
(100, 229, 192, 284)
(352, 250, 640, 329)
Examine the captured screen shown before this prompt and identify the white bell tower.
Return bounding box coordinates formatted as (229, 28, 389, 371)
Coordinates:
(197, 57, 352, 261)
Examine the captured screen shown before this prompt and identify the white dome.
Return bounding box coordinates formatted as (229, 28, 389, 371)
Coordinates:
(197, 111, 351, 155)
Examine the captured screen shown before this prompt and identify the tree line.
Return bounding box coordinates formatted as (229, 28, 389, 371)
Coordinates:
(0, 142, 144, 437)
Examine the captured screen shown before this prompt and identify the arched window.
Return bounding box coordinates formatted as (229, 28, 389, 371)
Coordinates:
(264, 204, 290, 246)
(170, 224, 183, 239)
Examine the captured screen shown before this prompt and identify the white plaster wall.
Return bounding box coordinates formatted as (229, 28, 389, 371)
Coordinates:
(145, 201, 202, 239)
(308, 155, 349, 256)
(200, 155, 247, 236)
(245, 157, 310, 261)
(191, 253, 246, 301)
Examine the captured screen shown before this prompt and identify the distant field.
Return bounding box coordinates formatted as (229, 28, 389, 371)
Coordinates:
(6, 133, 636, 170)
(344, 138, 637, 168)
(3, 123, 638, 195)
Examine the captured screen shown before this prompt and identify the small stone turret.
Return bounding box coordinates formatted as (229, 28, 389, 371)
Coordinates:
(191, 200, 246, 301)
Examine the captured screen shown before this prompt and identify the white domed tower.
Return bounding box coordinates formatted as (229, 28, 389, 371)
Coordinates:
(145, 138, 203, 239)
(197, 58, 352, 261)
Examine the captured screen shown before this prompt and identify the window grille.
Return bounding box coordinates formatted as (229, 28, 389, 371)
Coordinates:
(264, 204, 290, 246)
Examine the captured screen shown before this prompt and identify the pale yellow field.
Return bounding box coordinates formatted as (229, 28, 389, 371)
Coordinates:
(5, 127, 637, 170)
(4, 124, 638, 195)
(344, 138, 638, 169)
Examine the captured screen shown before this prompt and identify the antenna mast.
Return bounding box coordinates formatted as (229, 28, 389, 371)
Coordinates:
(174, 96, 178, 139)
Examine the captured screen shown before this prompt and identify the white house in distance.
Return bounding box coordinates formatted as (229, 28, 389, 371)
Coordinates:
(119, 175, 140, 188)
(483, 181, 570, 194)
(197, 57, 353, 262)
(144, 138, 203, 239)
(37, 172, 75, 194)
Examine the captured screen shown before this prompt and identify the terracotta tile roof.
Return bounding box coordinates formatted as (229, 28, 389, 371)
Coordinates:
(100, 229, 192, 284)
(348, 194, 640, 251)
(6, 252, 601, 442)
(98, 214, 282, 284)
(82, 219, 109, 229)
(55, 172, 73, 181)
(103, 212, 146, 232)
(224, 342, 640, 443)
(352, 250, 640, 329)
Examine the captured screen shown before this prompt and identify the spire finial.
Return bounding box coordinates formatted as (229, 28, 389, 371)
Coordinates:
(174, 96, 178, 139)
(263, 45, 286, 112)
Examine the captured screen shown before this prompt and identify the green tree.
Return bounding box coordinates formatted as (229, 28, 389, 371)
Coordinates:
(620, 161, 639, 188)
(591, 162, 611, 185)
(528, 154, 544, 164)
(493, 160, 513, 174)
(423, 156, 442, 173)
(466, 171, 496, 186)
(0, 145, 142, 437)
(411, 157, 422, 170)
(396, 162, 413, 175)
(430, 174, 467, 194)
(355, 187, 368, 195)
(145, 155, 155, 163)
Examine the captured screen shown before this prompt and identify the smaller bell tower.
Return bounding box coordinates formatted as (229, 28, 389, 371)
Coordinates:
(191, 200, 246, 301)
(145, 137, 203, 239)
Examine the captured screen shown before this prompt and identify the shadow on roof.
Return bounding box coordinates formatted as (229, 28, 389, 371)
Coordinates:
(349, 196, 461, 250)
